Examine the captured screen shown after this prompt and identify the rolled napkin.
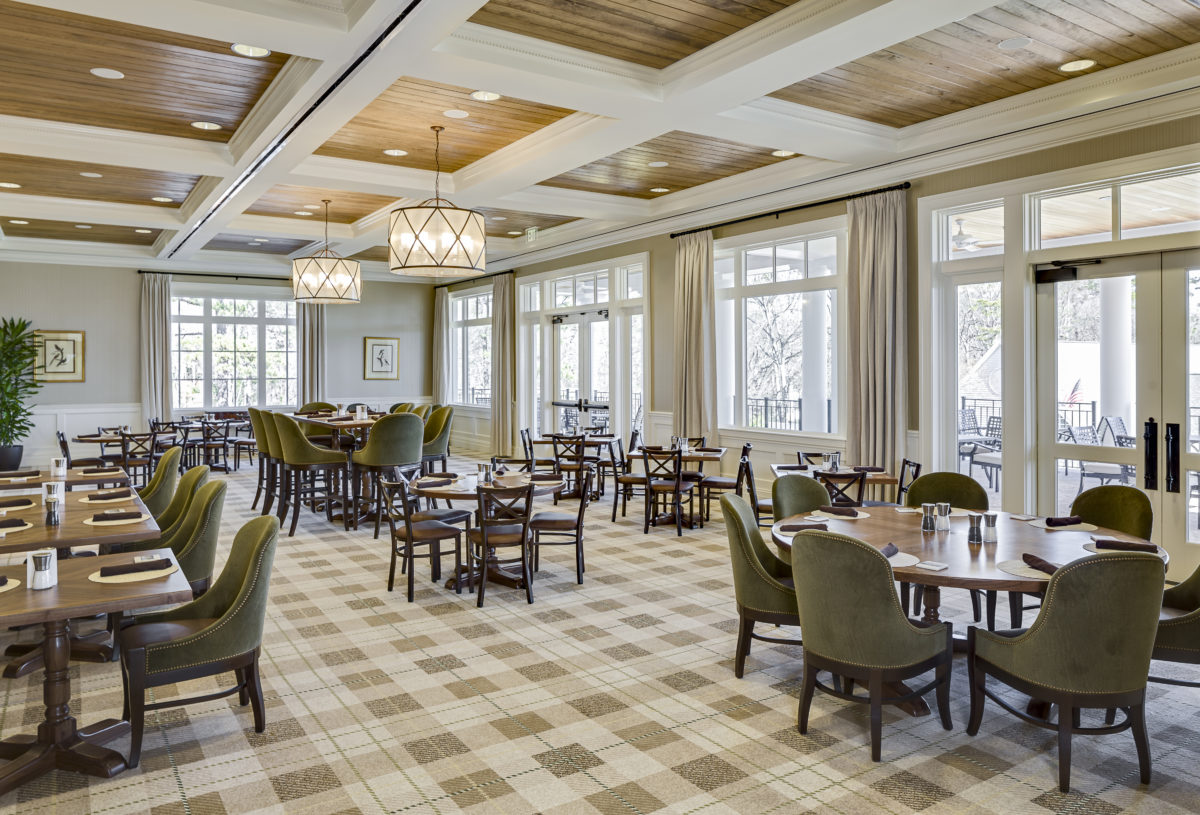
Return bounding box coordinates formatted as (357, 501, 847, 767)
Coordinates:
(880, 542, 899, 558)
(854, 466, 886, 473)
(328, 416, 357, 423)
(0, 575, 6, 587)
(1045, 515, 1083, 527)
(1022, 553, 1058, 575)
(0, 470, 40, 478)
(77, 433, 103, 438)
(494, 465, 507, 475)
(0, 497, 33, 509)
(99, 558, 171, 577)
(777, 464, 808, 471)
(1092, 538, 1158, 553)
(416, 478, 451, 488)
(779, 522, 828, 532)
(81, 467, 121, 475)
(696, 447, 722, 453)
(427, 472, 458, 479)
(92, 488, 132, 500)
(0, 518, 27, 529)
(817, 505, 858, 517)
(92, 511, 144, 522)
(531, 473, 561, 481)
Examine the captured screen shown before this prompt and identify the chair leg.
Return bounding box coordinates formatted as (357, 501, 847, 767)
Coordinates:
(476, 544, 489, 608)
(247, 655, 266, 733)
(869, 673, 883, 761)
(734, 616, 754, 678)
(935, 660, 952, 730)
(123, 649, 147, 768)
(797, 661, 817, 734)
(966, 657, 985, 736)
(407, 540, 416, 602)
(289, 470, 302, 537)
(523, 543, 535, 605)
(1130, 702, 1152, 785)
(453, 535, 463, 595)
(900, 582, 910, 616)
(970, 589, 982, 623)
(1057, 703, 1074, 793)
(985, 591, 997, 631)
(236, 666, 249, 706)
(575, 534, 584, 584)
(252, 455, 264, 510)
(387, 539, 397, 591)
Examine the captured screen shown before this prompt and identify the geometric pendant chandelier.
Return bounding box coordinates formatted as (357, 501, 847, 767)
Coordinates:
(292, 200, 363, 304)
(388, 126, 487, 279)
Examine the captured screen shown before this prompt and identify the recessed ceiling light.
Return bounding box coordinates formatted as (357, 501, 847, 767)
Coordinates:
(443, 109, 469, 119)
(151, 196, 173, 203)
(490, 216, 507, 221)
(771, 149, 797, 157)
(1059, 59, 1096, 72)
(303, 204, 321, 209)
(294, 211, 313, 216)
(507, 230, 522, 235)
(134, 228, 153, 234)
(0, 182, 21, 189)
(8, 219, 28, 225)
(75, 224, 92, 229)
(650, 187, 670, 193)
(470, 90, 501, 102)
(79, 171, 103, 178)
(253, 238, 270, 242)
(647, 161, 669, 168)
(382, 148, 408, 157)
(191, 121, 222, 130)
(90, 68, 124, 79)
(231, 43, 271, 58)
(997, 36, 1032, 51)
(1098, 194, 1112, 200)
(1151, 205, 1172, 212)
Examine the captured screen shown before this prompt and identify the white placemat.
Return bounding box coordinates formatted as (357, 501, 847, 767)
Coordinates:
(79, 494, 135, 505)
(886, 552, 920, 568)
(0, 522, 34, 535)
(0, 578, 21, 594)
(997, 559, 1058, 580)
(82, 513, 151, 527)
(807, 509, 870, 520)
(1083, 542, 1165, 558)
(1027, 519, 1098, 532)
(88, 563, 179, 584)
(0, 476, 34, 483)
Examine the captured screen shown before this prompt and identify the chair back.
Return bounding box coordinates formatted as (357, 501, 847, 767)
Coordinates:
(422, 406, 454, 454)
(790, 530, 943, 668)
(721, 494, 796, 614)
(1008, 553, 1164, 694)
(686, 436, 706, 448)
(772, 474, 830, 520)
(139, 446, 182, 518)
(896, 458, 922, 503)
(642, 448, 683, 490)
(157, 465, 211, 541)
(817, 470, 867, 506)
(390, 402, 414, 413)
(201, 419, 229, 445)
(246, 408, 265, 454)
(1071, 485, 1153, 539)
(258, 410, 281, 459)
(298, 401, 334, 413)
(552, 434, 587, 470)
(121, 431, 157, 460)
(1070, 425, 1100, 446)
(984, 415, 1002, 442)
(958, 409, 980, 435)
(604, 436, 627, 476)
(519, 428, 536, 461)
(475, 483, 534, 547)
(164, 479, 227, 588)
(413, 404, 432, 421)
(355, 412, 423, 468)
(56, 431, 73, 465)
(905, 472, 988, 511)
(272, 413, 339, 465)
(741, 455, 761, 506)
(628, 428, 641, 456)
(798, 451, 823, 465)
(346, 402, 368, 413)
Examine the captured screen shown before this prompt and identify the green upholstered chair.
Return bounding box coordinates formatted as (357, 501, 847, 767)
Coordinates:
(119, 515, 279, 768)
(390, 402, 414, 413)
(271, 412, 349, 537)
(772, 473, 830, 523)
(257, 410, 283, 516)
(966, 552, 1165, 792)
(296, 401, 337, 446)
(345, 402, 368, 413)
(124, 480, 226, 597)
(720, 494, 801, 678)
(138, 446, 182, 520)
(412, 404, 432, 421)
(155, 464, 211, 543)
(298, 401, 334, 412)
(791, 529, 953, 760)
(794, 529, 953, 756)
(1151, 559, 1200, 687)
(904, 472, 991, 625)
(351, 412, 425, 537)
(245, 408, 269, 511)
(422, 406, 454, 472)
(1071, 485, 1153, 539)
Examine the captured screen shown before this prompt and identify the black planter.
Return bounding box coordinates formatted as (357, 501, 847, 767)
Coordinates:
(0, 445, 22, 471)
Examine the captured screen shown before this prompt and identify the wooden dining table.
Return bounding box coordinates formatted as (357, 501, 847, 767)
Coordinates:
(770, 462, 898, 487)
(0, 548, 192, 794)
(291, 412, 385, 450)
(0, 466, 129, 493)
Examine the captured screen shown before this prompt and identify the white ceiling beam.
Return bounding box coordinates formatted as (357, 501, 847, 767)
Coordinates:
(0, 193, 184, 228)
(699, 100, 897, 164)
(289, 155, 441, 200)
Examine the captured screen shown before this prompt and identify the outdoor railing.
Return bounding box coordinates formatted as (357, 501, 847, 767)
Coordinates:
(743, 397, 833, 432)
(960, 397, 1097, 435)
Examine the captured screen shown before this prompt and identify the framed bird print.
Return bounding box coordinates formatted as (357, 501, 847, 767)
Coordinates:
(35, 330, 85, 382)
(363, 337, 399, 380)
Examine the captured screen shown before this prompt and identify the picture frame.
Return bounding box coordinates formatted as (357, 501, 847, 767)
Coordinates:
(363, 337, 399, 380)
(35, 330, 85, 382)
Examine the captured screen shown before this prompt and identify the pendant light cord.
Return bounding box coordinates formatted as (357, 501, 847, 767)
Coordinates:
(322, 199, 331, 252)
(432, 125, 444, 202)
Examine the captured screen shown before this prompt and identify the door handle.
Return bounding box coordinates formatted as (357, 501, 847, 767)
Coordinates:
(1143, 418, 1157, 491)
(1165, 422, 1180, 494)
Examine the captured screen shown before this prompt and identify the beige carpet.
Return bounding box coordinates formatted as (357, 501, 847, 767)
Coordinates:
(2, 455, 1198, 814)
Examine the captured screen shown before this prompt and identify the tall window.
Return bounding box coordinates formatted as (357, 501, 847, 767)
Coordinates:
(169, 292, 297, 410)
(715, 220, 846, 433)
(449, 290, 492, 406)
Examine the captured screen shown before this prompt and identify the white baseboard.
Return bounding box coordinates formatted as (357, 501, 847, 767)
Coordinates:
(21, 402, 143, 465)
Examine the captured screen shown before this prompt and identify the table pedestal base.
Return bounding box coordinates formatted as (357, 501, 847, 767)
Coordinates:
(4, 629, 112, 678)
(443, 562, 525, 592)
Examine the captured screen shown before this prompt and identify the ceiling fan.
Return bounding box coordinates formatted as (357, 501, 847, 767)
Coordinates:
(952, 218, 980, 252)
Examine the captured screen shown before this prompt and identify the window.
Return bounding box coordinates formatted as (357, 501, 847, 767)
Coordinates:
(449, 290, 492, 406)
(169, 292, 296, 411)
(942, 201, 1004, 259)
(715, 220, 846, 434)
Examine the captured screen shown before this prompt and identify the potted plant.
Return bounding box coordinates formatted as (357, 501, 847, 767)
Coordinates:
(0, 317, 42, 471)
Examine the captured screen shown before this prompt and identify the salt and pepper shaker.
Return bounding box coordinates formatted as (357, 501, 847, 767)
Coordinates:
(982, 511, 999, 543)
(45, 496, 60, 527)
(829, 452, 841, 472)
(50, 456, 67, 478)
(921, 502, 937, 532)
(28, 548, 57, 591)
(967, 512, 983, 544)
(935, 502, 952, 532)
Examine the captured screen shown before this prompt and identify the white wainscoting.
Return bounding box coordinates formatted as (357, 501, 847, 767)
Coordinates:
(448, 405, 491, 455)
(23, 402, 143, 465)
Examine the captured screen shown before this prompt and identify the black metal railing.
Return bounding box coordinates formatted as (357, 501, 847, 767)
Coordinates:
(743, 397, 833, 432)
(960, 397, 1097, 434)
(468, 387, 491, 406)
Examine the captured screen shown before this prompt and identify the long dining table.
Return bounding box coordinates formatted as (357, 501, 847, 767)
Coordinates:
(0, 465, 129, 493)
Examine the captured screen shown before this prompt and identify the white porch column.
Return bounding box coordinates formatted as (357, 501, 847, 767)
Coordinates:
(1098, 276, 1133, 432)
(801, 291, 830, 432)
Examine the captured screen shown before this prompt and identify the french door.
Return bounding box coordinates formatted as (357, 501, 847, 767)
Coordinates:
(1036, 249, 1200, 575)
(549, 313, 610, 434)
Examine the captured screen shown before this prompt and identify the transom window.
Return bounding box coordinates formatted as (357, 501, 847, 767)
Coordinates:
(449, 289, 492, 406)
(169, 291, 297, 412)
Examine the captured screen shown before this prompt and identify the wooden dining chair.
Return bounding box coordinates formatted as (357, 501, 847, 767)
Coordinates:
(552, 434, 594, 499)
(611, 434, 647, 522)
(468, 483, 535, 606)
(817, 470, 867, 507)
(642, 448, 697, 536)
(55, 430, 106, 469)
(700, 442, 751, 521)
(380, 478, 464, 601)
(529, 469, 592, 584)
(120, 430, 157, 488)
(740, 455, 773, 527)
(895, 458, 922, 504)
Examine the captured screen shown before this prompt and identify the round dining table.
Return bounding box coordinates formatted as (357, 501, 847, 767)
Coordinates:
(770, 507, 1166, 626)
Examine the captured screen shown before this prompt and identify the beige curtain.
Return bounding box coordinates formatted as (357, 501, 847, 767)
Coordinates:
(490, 273, 515, 456)
(139, 273, 173, 422)
(846, 189, 907, 477)
(297, 302, 326, 405)
(432, 287, 453, 405)
(672, 231, 718, 441)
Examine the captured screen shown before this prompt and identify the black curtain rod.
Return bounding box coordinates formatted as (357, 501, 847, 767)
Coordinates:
(138, 269, 288, 284)
(669, 181, 911, 239)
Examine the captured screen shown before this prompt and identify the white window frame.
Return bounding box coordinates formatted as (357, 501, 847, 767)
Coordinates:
(448, 286, 493, 408)
(713, 216, 848, 440)
(168, 282, 297, 414)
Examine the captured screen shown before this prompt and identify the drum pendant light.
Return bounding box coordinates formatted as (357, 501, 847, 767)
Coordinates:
(292, 200, 363, 304)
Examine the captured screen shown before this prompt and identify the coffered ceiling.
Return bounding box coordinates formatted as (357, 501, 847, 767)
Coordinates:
(0, 0, 1197, 279)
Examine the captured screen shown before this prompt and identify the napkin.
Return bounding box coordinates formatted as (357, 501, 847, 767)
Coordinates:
(0, 470, 39, 478)
(92, 488, 132, 500)
(854, 466, 886, 473)
(82, 467, 121, 475)
(1045, 515, 1083, 527)
(99, 558, 170, 577)
(777, 464, 808, 471)
(880, 542, 899, 558)
(428, 472, 458, 479)
(817, 505, 858, 517)
(77, 433, 103, 438)
(417, 478, 451, 488)
(696, 447, 722, 453)
(92, 511, 143, 522)
(779, 522, 828, 532)
(0, 497, 33, 509)
(531, 473, 561, 481)
(1022, 553, 1058, 575)
(1092, 538, 1157, 553)
(0, 575, 6, 587)
(0, 518, 26, 529)
(328, 416, 357, 423)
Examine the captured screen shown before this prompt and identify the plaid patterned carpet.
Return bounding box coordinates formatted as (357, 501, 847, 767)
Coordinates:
(2, 453, 1198, 814)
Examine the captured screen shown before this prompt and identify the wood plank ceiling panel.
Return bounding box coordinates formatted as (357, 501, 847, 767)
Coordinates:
(246, 186, 398, 223)
(541, 131, 795, 198)
(3, 219, 160, 245)
(469, 0, 804, 69)
(478, 207, 576, 237)
(0, 0, 288, 141)
(316, 77, 573, 170)
(203, 234, 312, 254)
(769, 0, 1200, 128)
(0, 154, 199, 208)
(349, 246, 389, 263)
